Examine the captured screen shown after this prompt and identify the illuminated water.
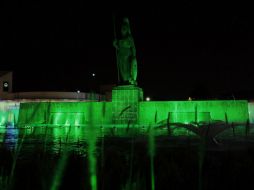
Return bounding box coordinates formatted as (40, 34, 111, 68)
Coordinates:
(1, 125, 254, 190)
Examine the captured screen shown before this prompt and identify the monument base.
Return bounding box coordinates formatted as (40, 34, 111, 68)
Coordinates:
(112, 85, 143, 125)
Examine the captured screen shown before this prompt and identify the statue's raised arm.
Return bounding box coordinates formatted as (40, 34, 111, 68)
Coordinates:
(113, 17, 138, 85)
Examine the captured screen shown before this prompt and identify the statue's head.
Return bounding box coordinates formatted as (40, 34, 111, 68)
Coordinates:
(121, 17, 131, 37)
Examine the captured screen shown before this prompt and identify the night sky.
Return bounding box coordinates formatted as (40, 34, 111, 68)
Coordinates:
(1, 1, 254, 100)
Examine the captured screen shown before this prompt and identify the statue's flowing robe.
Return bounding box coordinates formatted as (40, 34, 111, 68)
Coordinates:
(117, 36, 137, 84)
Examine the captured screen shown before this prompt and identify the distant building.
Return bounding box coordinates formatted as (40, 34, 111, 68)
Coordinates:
(0, 71, 13, 98)
(0, 71, 104, 101)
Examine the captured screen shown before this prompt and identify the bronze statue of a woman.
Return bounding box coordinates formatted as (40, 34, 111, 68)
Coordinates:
(113, 17, 137, 85)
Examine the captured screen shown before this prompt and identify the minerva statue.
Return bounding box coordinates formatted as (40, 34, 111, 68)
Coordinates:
(113, 17, 138, 85)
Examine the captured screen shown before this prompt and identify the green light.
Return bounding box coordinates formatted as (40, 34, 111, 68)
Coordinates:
(16, 99, 249, 137)
(148, 126, 155, 190)
(87, 103, 98, 190)
(0, 128, 6, 143)
(90, 174, 97, 190)
(10, 88, 249, 138)
(0, 102, 20, 126)
(112, 85, 143, 125)
(139, 100, 249, 127)
(50, 152, 69, 190)
(0, 115, 6, 126)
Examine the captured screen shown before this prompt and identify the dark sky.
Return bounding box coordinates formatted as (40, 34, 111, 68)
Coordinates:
(1, 1, 254, 100)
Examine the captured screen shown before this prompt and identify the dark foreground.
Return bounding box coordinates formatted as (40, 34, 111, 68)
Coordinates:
(1, 126, 254, 190)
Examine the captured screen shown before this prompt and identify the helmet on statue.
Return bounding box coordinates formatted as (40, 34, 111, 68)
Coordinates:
(121, 17, 131, 36)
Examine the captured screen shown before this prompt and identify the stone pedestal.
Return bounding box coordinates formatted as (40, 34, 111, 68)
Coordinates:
(112, 85, 143, 125)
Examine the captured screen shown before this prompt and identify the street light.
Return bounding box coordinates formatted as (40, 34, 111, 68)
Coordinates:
(76, 90, 80, 100)
(146, 97, 151, 101)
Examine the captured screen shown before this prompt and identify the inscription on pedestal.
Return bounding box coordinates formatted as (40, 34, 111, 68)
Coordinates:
(112, 85, 143, 125)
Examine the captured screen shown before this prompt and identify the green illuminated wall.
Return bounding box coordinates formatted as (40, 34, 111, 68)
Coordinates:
(0, 101, 20, 126)
(18, 102, 112, 126)
(139, 100, 249, 125)
(18, 102, 48, 125)
(17, 100, 249, 127)
(249, 102, 254, 123)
